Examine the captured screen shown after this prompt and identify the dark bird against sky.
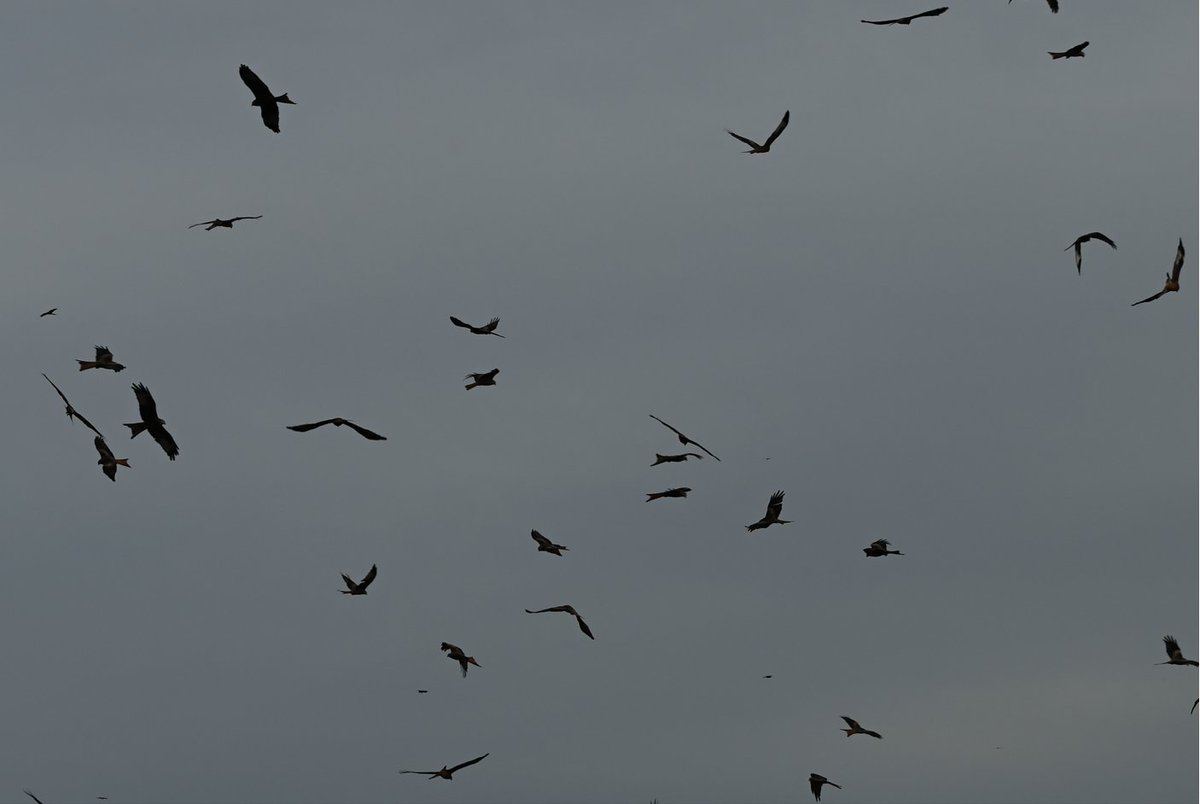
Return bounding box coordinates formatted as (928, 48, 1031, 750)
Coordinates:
(286, 417, 387, 440)
(398, 752, 489, 780)
(1066, 232, 1116, 274)
(124, 383, 179, 461)
(441, 642, 481, 677)
(726, 110, 790, 155)
(645, 487, 691, 502)
(239, 64, 295, 133)
(525, 604, 595, 640)
(809, 773, 842, 801)
(531, 530, 569, 556)
(863, 539, 904, 557)
(840, 715, 883, 739)
(43, 373, 105, 440)
(39, 308, 57, 317)
(188, 215, 263, 231)
(861, 6, 948, 25)
(450, 316, 506, 337)
(1132, 239, 1185, 306)
(340, 563, 377, 595)
(94, 436, 130, 482)
(465, 368, 499, 390)
(651, 452, 703, 466)
(77, 345, 125, 372)
(23, 791, 44, 804)
(1049, 41, 1089, 59)
(746, 490, 790, 532)
(1158, 635, 1199, 666)
(649, 414, 721, 461)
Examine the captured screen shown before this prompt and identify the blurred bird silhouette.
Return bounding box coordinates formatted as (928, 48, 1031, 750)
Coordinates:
(399, 752, 489, 780)
(861, 6, 948, 25)
(77, 345, 125, 372)
(726, 110, 789, 154)
(1132, 239, 1185, 306)
(340, 564, 377, 595)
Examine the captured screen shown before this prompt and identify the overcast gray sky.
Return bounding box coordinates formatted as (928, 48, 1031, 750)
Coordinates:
(2, 2, 1196, 803)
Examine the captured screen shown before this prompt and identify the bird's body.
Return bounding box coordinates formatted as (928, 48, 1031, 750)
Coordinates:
(239, 64, 295, 133)
(531, 530, 569, 556)
(287, 417, 387, 440)
(651, 452, 704, 466)
(746, 490, 790, 531)
(1132, 239, 1185, 306)
(649, 415, 720, 460)
(340, 564, 377, 595)
(441, 642, 482, 676)
(94, 436, 130, 482)
(77, 345, 125, 372)
(465, 368, 500, 390)
(1049, 41, 1089, 59)
(525, 604, 595, 639)
(43, 373, 105, 439)
(809, 774, 842, 801)
(1066, 232, 1116, 274)
(399, 752, 489, 780)
(1159, 635, 1199, 666)
(646, 487, 691, 502)
(863, 539, 904, 557)
(40, 308, 57, 317)
(861, 6, 948, 25)
(188, 215, 262, 230)
(840, 715, 883, 739)
(726, 110, 790, 154)
(124, 383, 179, 460)
(450, 316, 505, 337)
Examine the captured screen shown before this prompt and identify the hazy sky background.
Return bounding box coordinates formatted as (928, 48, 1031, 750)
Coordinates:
(1, 2, 1196, 803)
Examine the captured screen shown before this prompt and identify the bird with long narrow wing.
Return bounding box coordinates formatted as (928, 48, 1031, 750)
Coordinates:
(450, 316, 505, 337)
(809, 774, 842, 801)
(94, 436, 130, 482)
(77, 345, 125, 372)
(441, 642, 481, 676)
(287, 417, 387, 440)
(1158, 636, 1199, 666)
(43, 374, 105, 440)
(239, 64, 295, 133)
(1049, 41, 1088, 59)
(649, 415, 720, 460)
(531, 530, 569, 556)
(863, 539, 904, 557)
(1066, 232, 1116, 274)
(40, 308, 57, 317)
(746, 490, 790, 532)
(861, 6, 948, 25)
(726, 110, 789, 154)
(188, 215, 262, 230)
(340, 564, 377, 595)
(840, 716, 883, 739)
(399, 752, 489, 780)
(651, 452, 703, 466)
(525, 604, 595, 639)
(646, 487, 691, 502)
(124, 383, 179, 460)
(1132, 239, 1185, 306)
(465, 368, 499, 390)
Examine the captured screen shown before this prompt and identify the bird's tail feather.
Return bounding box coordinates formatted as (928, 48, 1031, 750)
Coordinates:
(78, 361, 99, 370)
(125, 422, 148, 438)
(115, 459, 130, 467)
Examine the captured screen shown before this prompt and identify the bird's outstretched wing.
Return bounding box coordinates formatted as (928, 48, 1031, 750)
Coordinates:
(24, 791, 45, 804)
(149, 423, 180, 460)
(1046, 0, 1059, 11)
(766, 490, 785, 517)
(862, 6, 948, 24)
(447, 753, 490, 773)
(450, 316, 473, 329)
(575, 615, 595, 639)
(1072, 242, 1083, 272)
(1171, 239, 1185, 282)
(726, 130, 761, 149)
(1088, 232, 1117, 249)
(95, 345, 114, 362)
(188, 220, 218, 229)
(343, 421, 387, 441)
(341, 573, 358, 591)
(525, 606, 572, 614)
(397, 769, 439, 776)
(531, 530, 552, 548)
(763, 110, 790, 148)
(258, 103, 281, 133)
(649, 414, 720, 460)
(1164, 636, 1184, 661)
(228, 216, 263, 224)
(40, 308, 57, 317)
(43, 374, 106, 439)
(287, 419, 340, 432)
(841, 716, 862, 730)
(239, 64, 273, 101)
(649, 414, 685, 438)
(360, 564, 378, 589)
(483, 318, 505, 337)
(1131, 290, 1166, 306)
(132, 383, 160, 423)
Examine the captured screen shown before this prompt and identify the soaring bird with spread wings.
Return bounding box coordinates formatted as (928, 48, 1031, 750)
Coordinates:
(43, 374, 105, 439)
(399, 752, 489, 780)
(77, 345, 125, 372)
(450, 316, 505, 337)
(40, 308, 57, 317)
(524, 604, 595, 639)
(124, 383, 179, 460)
(340, 564, 377, 595)
(746, 490, 790, 531)
(1066, 232, 1116, 274)
(1159, 635, 1199, 666)
(651, 452, 704, 466)
(840, 716, 883, 739)
(287, 417, 387, 440)
(465, 368, 499, 390)
(1132, 239, 1185, 306)
(863, 539, 904, 557)
(649, 415, 720, 460)
(441, 642, 482, 676)
(1049, 41, 1088, 59)
(94, 436, 130, 482)
(646, 487, 691, 502)
(809, 774, 841, 801)
(239, 64, 295, 133)
(188, 215, 262, 231)
(861, 6, 948, 25)
(530, 530, 569, 556)
(726, 110, 790, 154)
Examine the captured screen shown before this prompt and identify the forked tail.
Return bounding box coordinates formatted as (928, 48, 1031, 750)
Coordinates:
(125, 422, 148, 438)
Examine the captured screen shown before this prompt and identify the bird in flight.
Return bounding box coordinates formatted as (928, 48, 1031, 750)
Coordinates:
(188, 215, 263, 231)
(77, 345, 125, 373)
(94, 436, 130, 482)
(863, 539, 904, 557)
(651, 452, 704, 466)
(1158, 635, 1199, 666)
(1049, 41, 1089, 59)
(746, 490, 790, 532)
(1191, 698, 1198, 714)
(450, 316, 506, 338)
(417, 689, 428, 694)
(840, 716, 883, 739)
(340, 564, 377, 595)
(399, 752, 489, 780)
(531, 530, 569, 556)
(24, 792, 44, 804)
(809, 774, 842, 801)
(441, 642, 482, 676)
(1132, 239, 1185, 306)
(762, 674, 773, 679)
(43, 373, 105, 439)
(239, 64, 295, 133)
(726, 110, 790, 154)
(40, 308, 57, 317)
(465, 368, 500, 390)
(649, 415, 720, 461)
(1010, 0, 1059, 13)
(287, 417, 387, 440)
(124, 383, 179, 460)
(861, 6, 948, 25)
(646, 487, 691, 502)
(525, 604, 595, 639)
(1066, 232, 1116, 274)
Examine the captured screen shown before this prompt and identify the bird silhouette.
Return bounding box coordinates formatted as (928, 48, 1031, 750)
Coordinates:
(340, 564, 377, 595)
(94, 436, 130, 482)
(441, 642, 482, 676)
(188, 215, 262, 230)
(40, 308, 57, 317)
(651, 452, 704, 466)
(399, 752, 489, 780)
(646, 487, 691, 502)
(450, 316, 505, 337)
(863, 539, 904, 557)
(525, 604, 595, 639)
(77, 345, 125, 372)
(746, 490, 790, 531)
(1158, 635, 1199, 666)
(649, 415, 720, 460)
(287, 418, 387, 440)
(239, 64, 295, 133)
(1049, 41, 1089, 59)
(726, 110, 790, 154)
(531, 530, 569, 556)
(1066, 232, 1116, 274)
(465, 368, 500, 390)
(861, 6, 948, 25)
(809, 774, 842, 801)
(840, 716, 883, 739)
(124, 383, 179, 460)
(1132, 239, 1185, 306)
(43, 374, 105, 440)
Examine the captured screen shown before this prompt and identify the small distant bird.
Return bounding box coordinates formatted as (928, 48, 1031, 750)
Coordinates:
(240, 64, 295, 133)
(465, 368, 499, 390)
(861, 6, 948, 25)
(1049, 41, 1088, 59)
(77, 345, 125, 372)
(809, 774, 842, 801)
(287, 417, 387, 440)
(94, 436, 130, 482)
(746, 490, 790, 531)
(450, 316, 505, 337)
(863, 539, 904, 557)
(340, 564, 377, 595)
(726, 110, 790, 154)
(40, 308, 57, 317)
(188, 215, 263, 231)
(1132, 239, 1185, 306)
(1191, 698, 1198, 714)
(762, 674, 773, 679)
(1009, 0, 1059, 12)
(531, 530, 569, 556)
(524, 604, 595, 639)
(441, 642, 482, 676)
(646, 487, 691, 502)
(125, 383, 179, 460)
(399, 752, 489, 780)
(43, 373, 105, 439)
(651, 452, 704, 466)
(840, 716, 883, 739)
(1066, 232, 1116, 274)
(417, 690, 428, 694)
(649, 415, 721, 460)
(1158, 635, 1199, 666)
(24, 791, 44, 804)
